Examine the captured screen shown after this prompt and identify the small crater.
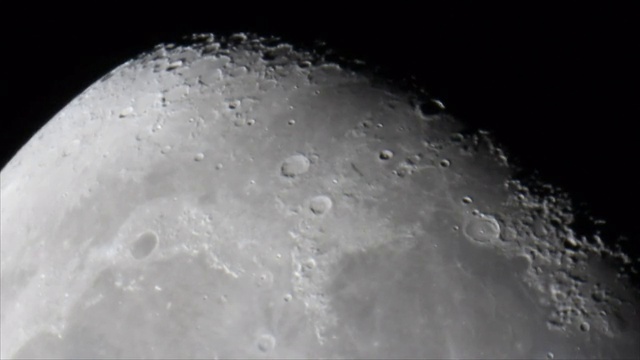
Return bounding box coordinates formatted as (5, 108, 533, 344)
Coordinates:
(500, 225, 518, 242)
(302, 258, 317, 271)
(379, 149, 394, 160)
(160, 145, 172, 154)
(591, 291, 605, 303)
(309, 195, 332, 215)
(166, 60, 183, 70)
(255, 272, 274, 288)
(439, 159, 451, 168)
(233, 117, 245, 127)
(281, 154, 311, 177)
(394, 167, 411, 178)
(130, 232, 159, 259)
(257, 334, 276, 352)
(194, 152, 205, 162)
(418, 99, 445, 116)
(464, 215, 501, 243)
(119, 106, 134, 118)
(580, 321, 590, 332)
(450, 133, 465, 142)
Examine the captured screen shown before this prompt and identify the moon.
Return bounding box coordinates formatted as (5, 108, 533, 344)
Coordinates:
(1, 33, 638, 359)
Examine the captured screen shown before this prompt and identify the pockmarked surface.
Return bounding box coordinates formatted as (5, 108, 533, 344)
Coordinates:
(1, 34, 638, 359)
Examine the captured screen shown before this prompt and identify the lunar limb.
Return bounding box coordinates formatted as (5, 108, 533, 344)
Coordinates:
(1, 34, 638, 359)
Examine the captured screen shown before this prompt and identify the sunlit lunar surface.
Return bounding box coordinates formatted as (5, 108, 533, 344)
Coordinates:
(1, 34, 638, 359)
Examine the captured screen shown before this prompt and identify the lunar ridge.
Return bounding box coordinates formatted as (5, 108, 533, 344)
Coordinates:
(1, 33, 638, 359)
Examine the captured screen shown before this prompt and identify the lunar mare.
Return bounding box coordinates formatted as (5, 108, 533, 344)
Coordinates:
(0, 33, 638, 359)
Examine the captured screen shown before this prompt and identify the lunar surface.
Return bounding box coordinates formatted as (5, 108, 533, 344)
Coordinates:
(1, 33, 638, 359)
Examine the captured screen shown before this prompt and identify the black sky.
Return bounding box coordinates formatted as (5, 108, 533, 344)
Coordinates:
(3, 5, 638, 254)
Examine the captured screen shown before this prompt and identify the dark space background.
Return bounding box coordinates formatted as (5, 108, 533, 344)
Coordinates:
(2, 5, 637, 261)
